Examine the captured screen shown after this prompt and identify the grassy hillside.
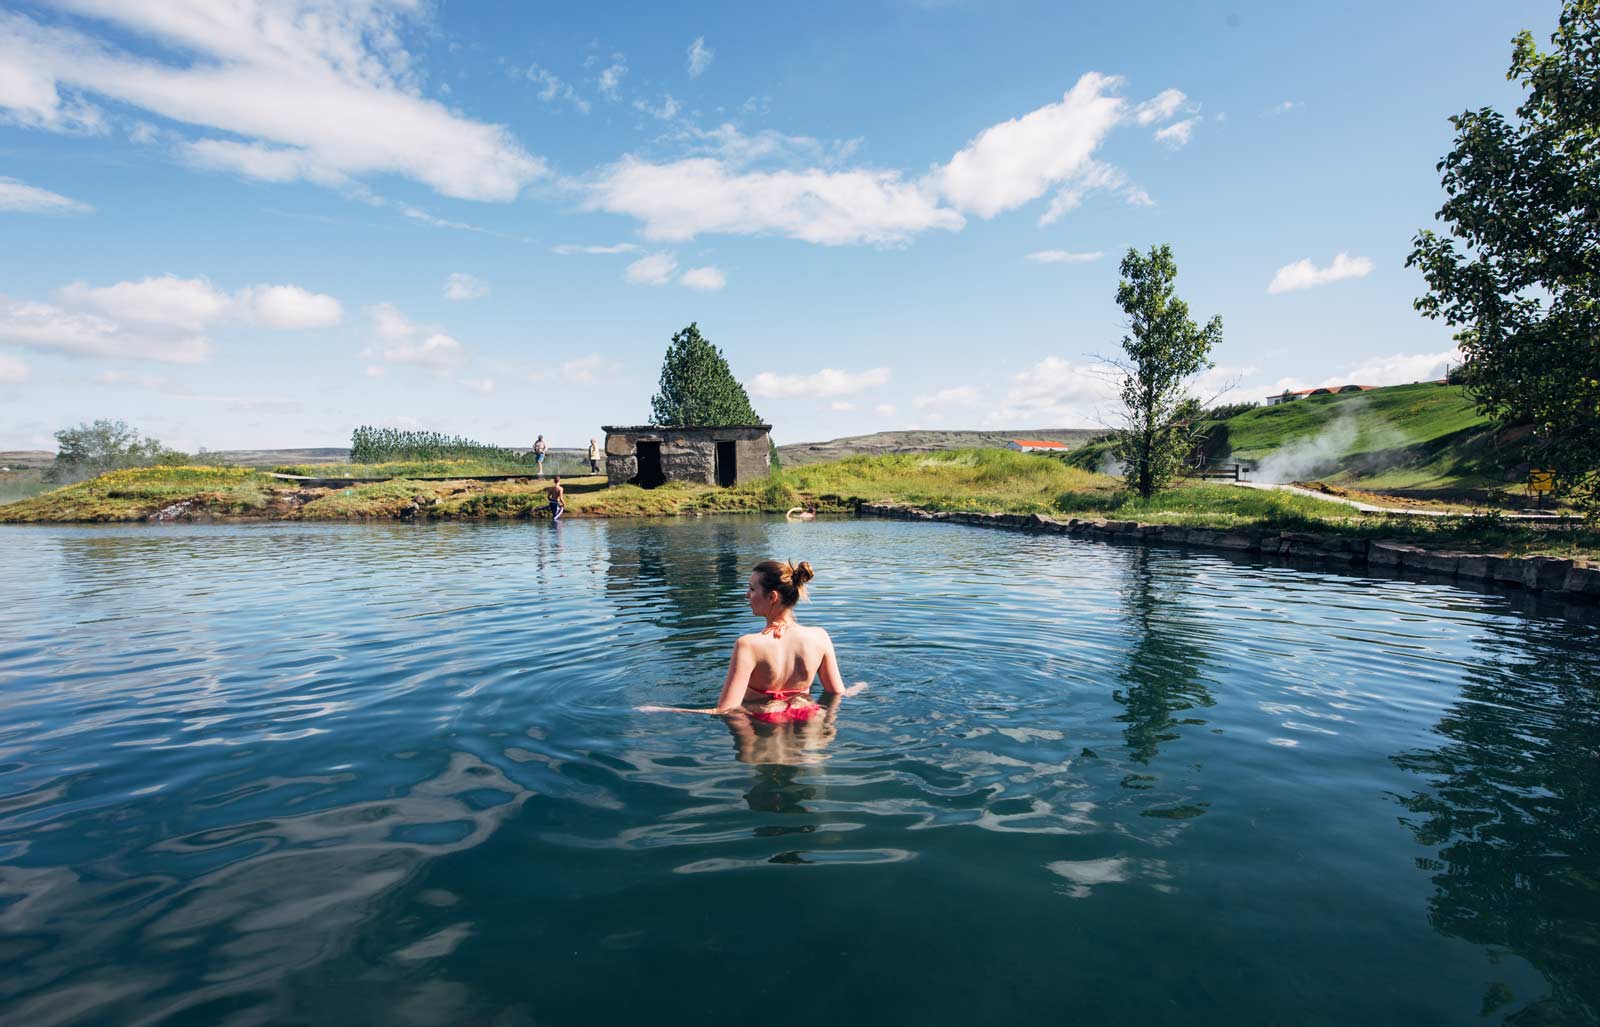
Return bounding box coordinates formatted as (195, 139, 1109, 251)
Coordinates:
(778, 428, 1098, 467)
(1072, 383, 1519, 493)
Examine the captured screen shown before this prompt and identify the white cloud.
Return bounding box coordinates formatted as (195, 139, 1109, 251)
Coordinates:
(584, 72, 1162, 246)
(1267, 253, 1374, 294)
(364, 364, 385, 377)
(934, 72, 1127, 219)
(364, 303, 466, 374)
(0, 295, 211, 363)
(1025, 249, 1103, 263)
(561, 354, 621, 384)
(0, 4, 544, 200)
(1333, 349, 1458, 387)
(914, 386, 980, 408)
(632, 94, 682, 120)
(444, 273, 489, 301)
(552, 242, 638, 255)
(598, 54, 627, 101)
(0, 176, 92, 213)
(460, 376, 495, 394)
(687, 37, 714, 78)
(989, 356, 1120, 426)
(749, 367, 890, 398)
(680, 266, 727, 292)
(1036, 160, 1148, 225)
(57, 274, 340, 330)
(1134, 89, 1186, 125)
(625, 252, 679, 285)
(238, 284, 342, 327)
(399, 205, 490, 233)
(526, 64, 590, 114)
(830, 401, 855, 412)
(128, 119, 157, 144)
(588, 156, 961, 246)
(1268, 100, 1301, 115)
(58, 274, 229, 331)
(1154, 117, 1196, 148)
(0, 353, 28, 383)
(874, 403, 896, 417)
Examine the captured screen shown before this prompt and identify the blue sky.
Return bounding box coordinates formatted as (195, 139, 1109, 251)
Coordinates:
(0, 0, 1550, 451)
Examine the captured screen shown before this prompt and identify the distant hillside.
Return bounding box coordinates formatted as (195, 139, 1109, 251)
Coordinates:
(1070, 382, 1518, 492)
(777, 429, 1100, 468)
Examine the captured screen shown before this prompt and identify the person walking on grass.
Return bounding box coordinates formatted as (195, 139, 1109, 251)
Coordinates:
(533, 434, 549, 478)
(547, 475, 565, 522)
(588, 438, 601, 475)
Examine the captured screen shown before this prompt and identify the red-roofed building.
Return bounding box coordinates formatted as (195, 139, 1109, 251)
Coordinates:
(1266, 384, 1375, 405)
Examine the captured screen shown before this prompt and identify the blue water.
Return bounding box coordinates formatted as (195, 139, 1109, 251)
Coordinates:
(1, 518, 1597, 1025)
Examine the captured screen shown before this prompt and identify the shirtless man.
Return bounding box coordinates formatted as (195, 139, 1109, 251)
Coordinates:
(637, 559, 867, 717)
(546, 475, 564, 522)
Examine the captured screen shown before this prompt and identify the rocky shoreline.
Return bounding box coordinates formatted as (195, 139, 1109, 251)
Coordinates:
(858, 502, 1600, 605)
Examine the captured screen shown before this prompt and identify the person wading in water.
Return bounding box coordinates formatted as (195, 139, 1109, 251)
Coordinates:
(637, 560, 866, 718)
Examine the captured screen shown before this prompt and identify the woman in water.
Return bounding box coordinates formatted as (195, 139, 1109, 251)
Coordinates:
(638, 560, 866, 719)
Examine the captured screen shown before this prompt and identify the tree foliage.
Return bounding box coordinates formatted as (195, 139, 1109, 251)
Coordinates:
(1110, 245, 1222, 498)
(1408, 0, 1600, 513)
(48, 420, 187, 482)
(349, 426, 529, 465)
(649, 323, 762, 426)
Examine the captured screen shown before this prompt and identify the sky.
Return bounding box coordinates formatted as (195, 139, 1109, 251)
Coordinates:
(0, 0, 1555, 452)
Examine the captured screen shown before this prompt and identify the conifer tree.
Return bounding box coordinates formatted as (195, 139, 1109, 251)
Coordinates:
(649, 323, 763, 425)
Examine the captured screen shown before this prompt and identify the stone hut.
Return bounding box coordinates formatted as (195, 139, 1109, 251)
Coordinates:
(601, 424, 772, 488)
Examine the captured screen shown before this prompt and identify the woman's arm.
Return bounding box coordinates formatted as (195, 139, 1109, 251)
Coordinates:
(817, 633, 868, 698)
(636, 637, 757, 715)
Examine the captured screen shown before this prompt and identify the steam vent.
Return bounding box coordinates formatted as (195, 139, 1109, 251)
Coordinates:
(600, 425, 772, 488)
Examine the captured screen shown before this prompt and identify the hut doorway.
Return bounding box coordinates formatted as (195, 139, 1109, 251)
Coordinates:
(715, 441, 737, 487)
(633, 441, 665, 488)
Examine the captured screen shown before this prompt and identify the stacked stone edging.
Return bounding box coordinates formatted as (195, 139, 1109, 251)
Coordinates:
(855, 502, 1600, 604)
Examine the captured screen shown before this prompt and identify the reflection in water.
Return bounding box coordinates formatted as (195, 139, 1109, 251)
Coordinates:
(1391, 626, 1600, 1024)
(1113, 549, 1216, 768)
(725, 695, 843, 813)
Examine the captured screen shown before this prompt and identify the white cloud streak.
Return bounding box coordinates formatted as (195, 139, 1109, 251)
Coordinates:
(0, 176, 92, 213)
(551, 242, 639, 255)
(0, 295, 211, 363)
(1133, 88, 1186, 125)
(1025, 250, 1103, 263)
(914, 386, 980, 408)
(365, 302, 466, 374)
(749, 367, 890, 398)
(444, 273, 489, 301)
(0, 3, 545, 200)
(1154, 117, 1196, 147)
(585, 72, 1168, 246)
(687, 37, 713, 78)
(679, 266, 726, 292)
(1267, 253, 1374, 294)
(989, 356, 1119, 426)
(624, 252, 678, 285)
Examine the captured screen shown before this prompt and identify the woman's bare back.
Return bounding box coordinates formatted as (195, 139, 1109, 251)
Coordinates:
(743, 623, 831, 695)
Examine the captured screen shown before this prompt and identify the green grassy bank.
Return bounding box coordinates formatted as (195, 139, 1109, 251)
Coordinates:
(2, 450, 1595, 559)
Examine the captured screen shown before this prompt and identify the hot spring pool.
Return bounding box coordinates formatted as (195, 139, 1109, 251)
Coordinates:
(1, 518, 1596, 1025)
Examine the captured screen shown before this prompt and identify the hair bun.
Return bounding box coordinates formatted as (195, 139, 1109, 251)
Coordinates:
(792, 561, 814, 587)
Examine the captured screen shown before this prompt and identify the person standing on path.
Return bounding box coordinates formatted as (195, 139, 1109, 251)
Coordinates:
(533, 434, 549, 478)
(587, 438, 601, 475)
